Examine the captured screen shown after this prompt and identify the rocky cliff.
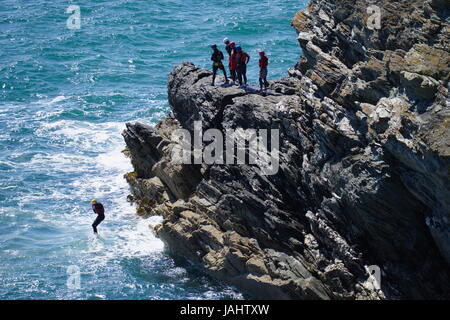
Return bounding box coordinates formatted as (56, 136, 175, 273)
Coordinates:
(122, 0, 450, 299)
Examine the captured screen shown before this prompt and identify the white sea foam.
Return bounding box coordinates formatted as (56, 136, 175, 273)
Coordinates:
(31, 95, 67, 106)
(28, 153, 94, 173)
(48, 96, 67, 105)
(36, 120, 126, 152)
(21, 117, 165, 269)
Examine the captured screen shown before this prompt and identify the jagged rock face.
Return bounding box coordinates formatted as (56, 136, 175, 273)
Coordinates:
(123, 0, 450, 299)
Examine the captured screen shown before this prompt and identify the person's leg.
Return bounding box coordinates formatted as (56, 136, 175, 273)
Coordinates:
(221, 65, 228, 82)
(92, 214, 105, 234)
(92, 217, 100, 234)
(243, 64, 247, 85)
(261, 67, 268, 90)
(259, 69, 263, 90)
(237, 66, 243, 86)
(212, 65, 218, 85)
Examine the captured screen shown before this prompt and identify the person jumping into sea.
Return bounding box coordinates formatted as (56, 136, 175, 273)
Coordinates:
(210, 44, 228, 86)
(91, 199, 105, 235)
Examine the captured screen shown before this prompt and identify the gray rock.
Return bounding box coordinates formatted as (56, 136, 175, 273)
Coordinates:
(123, 0, 450, 300)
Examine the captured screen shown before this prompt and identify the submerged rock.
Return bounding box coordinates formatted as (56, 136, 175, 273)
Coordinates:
(123, 0, 450, 299)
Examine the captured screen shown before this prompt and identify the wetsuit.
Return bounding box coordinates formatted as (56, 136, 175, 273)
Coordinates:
(229, 50, 238, 82)
(225, 44, 232, 56)
(237, 51, 250, 86)
(92, 202, 105, 234)
(259, 55, 269, 91)
(211, 49, 228, 85)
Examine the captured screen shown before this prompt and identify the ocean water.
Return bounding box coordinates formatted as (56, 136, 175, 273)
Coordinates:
(0, 0, 306, 299)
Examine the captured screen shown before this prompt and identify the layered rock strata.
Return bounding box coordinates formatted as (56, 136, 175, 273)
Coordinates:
(123, 0, 450, 299)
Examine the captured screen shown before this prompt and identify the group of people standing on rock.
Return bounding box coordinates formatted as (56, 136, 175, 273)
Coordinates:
(86, 42, 269, 235)
(210, 37, 270, 93)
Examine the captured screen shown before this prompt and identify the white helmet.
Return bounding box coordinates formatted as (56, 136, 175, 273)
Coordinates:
(223, 37, 230, 44)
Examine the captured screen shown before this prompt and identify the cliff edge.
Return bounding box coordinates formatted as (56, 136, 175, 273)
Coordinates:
(122, 0, 450, 299)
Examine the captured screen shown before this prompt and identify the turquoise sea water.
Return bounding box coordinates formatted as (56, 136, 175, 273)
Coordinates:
(0, 0, 306, 299)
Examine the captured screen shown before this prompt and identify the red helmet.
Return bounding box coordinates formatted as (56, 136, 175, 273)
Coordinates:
(259, 50, 265, 56)
(230, 42, 236, 48)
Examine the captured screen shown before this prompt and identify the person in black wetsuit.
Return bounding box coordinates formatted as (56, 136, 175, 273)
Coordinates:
(91, 199, 105, 234)
(211, 44, 228, 85)
(235, 46, 250, 86)
(223, 37, 232, 56)
(258, 50, 269, 92)
(210, 44, 228, 86)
